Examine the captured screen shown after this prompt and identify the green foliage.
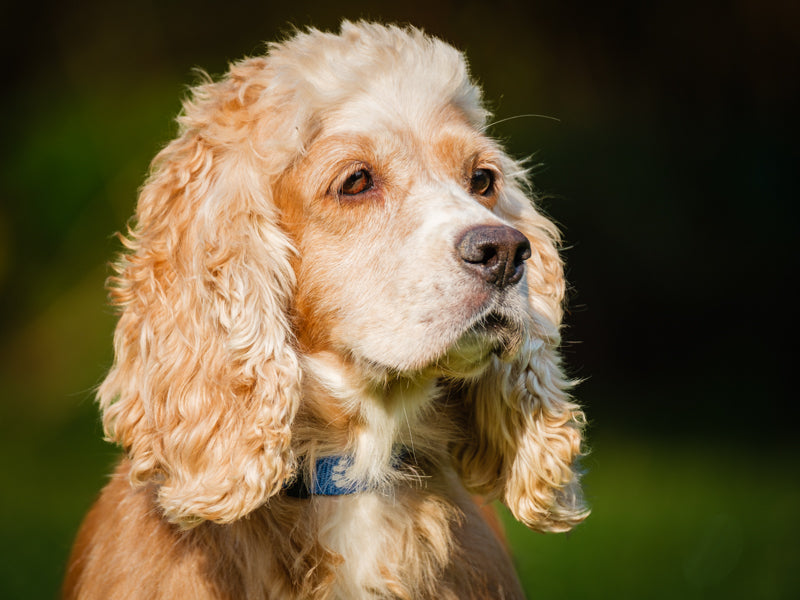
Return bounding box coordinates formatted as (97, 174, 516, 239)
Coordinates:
(500, 433, 800, 598)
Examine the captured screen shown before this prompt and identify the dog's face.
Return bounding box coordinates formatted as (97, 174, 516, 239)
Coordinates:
(98, 22, 587, 532)
(279, 109, 529, 375)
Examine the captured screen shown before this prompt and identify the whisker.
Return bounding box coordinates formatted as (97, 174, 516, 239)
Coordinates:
(401, 402, 416, 456)
(486, 113, 561, 129)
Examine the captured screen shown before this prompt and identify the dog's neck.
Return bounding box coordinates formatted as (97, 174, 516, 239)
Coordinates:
(295, 352, 441, 492)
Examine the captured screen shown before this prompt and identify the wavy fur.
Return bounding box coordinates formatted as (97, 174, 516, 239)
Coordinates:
(66, 21, 588, 599)
(98, 59, 302, 525)
(452, 173, 589, 532)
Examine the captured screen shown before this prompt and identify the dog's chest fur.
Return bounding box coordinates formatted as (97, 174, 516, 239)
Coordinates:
(235, 487, 519, 600)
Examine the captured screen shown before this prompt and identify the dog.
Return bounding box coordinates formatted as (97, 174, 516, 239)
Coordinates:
(62, 21, 588, 599)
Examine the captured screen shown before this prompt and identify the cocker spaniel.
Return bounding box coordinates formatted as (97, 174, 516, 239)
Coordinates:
(63, 21, 588, 600)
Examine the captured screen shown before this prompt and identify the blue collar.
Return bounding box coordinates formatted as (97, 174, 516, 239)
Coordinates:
(284, 451, 410, 498)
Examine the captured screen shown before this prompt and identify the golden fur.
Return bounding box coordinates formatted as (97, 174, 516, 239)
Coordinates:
(63, 21, 588, 599)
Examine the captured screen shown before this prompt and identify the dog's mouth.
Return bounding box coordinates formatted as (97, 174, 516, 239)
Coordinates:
(475, 311, 510, 334)
(470, 311, 524, 359)
(428, 310, 524, 378)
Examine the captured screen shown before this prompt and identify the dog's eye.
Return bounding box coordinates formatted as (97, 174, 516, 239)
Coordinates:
(340, 169, 373, 196)
(470, 168, 495, 196)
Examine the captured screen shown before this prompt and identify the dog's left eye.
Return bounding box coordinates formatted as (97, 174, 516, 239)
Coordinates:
(470, 168, 495, 196)
(340, 169, 373, 196)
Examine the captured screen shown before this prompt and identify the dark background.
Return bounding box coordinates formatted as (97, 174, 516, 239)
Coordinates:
(1, 1, 797, 598)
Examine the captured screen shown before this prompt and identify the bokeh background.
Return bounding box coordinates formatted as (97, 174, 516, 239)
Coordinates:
(1, 1, 797, 598)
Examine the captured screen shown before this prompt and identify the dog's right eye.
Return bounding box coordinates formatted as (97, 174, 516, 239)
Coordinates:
(340, 169, 373, 196)
(469, 168, 495, 196)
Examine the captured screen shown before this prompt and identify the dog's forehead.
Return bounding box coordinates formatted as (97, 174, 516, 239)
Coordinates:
(318, 88, 484, 156)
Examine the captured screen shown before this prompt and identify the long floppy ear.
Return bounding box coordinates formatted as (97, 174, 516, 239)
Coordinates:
(453, 159, 589, 532)
(98, 59, 301, 527)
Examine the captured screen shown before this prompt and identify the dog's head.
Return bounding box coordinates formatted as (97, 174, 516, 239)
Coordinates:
(99, 22, 588, 531)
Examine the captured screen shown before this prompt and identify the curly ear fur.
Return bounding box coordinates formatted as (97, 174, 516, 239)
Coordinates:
(453, 162, 589, 533)
(98, 59, 302, 527)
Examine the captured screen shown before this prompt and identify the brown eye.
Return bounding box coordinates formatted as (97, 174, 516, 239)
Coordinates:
(340, 169, 373, 196)
(470, 168, 495, 196)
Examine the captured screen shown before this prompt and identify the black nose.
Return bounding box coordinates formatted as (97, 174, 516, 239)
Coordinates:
(457, 225, 531, 289)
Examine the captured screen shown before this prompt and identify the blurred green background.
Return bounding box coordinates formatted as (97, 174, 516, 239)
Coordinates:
(1, 1, 797, 598)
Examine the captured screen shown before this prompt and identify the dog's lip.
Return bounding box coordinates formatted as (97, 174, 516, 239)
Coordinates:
(464, 309, 524, 358)
(467, 308, 516, 335)
(474, 311, 511, 332)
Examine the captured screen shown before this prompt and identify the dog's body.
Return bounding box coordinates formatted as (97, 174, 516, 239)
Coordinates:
(63, 22, 587, 599)
(65, 461, 519, 598)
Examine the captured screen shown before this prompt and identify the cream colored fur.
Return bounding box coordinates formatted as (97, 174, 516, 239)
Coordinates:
(65, 21, 588, 599)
